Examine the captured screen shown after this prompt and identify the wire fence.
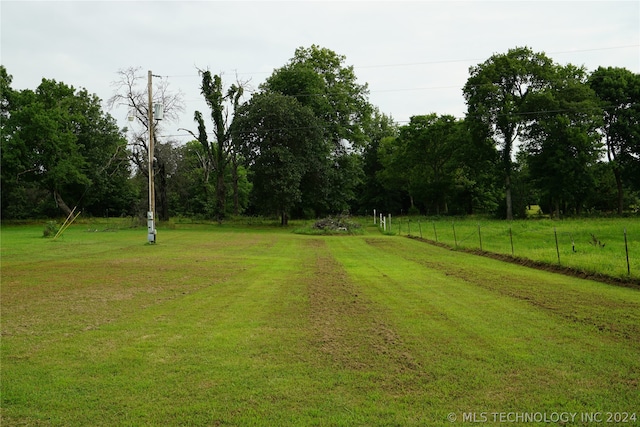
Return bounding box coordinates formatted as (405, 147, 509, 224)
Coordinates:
(375, 215, 639, 281)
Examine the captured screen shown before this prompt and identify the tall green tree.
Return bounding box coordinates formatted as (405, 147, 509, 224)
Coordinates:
(588, 66, 640, 214)
(232, 92, 323, 225)
(376, 135, 411, 211)
(376, 114, 489, 215)
(2, 70, 133, 218)
(164, 139, 251, 218)
(463, 47, 554, 219)
(188, 71, 244, 221)
(355, 109, 401, 215)
(261, 45, 372, 216)
(523, 64, 603, 216)
(401, 114, 465, 214)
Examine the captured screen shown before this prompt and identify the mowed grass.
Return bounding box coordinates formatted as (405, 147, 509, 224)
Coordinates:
(1, 222, 639, 426)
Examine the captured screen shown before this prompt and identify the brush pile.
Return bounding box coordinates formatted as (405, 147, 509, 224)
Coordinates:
(313, 214, 361, 234)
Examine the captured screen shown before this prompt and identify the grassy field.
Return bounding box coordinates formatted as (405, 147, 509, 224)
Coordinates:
(1, 220, 639, 426)
(391, 216, 640, 282)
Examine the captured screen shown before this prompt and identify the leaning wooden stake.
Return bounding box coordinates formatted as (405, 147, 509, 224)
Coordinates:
(53, 206, 77, 239)
(54, 207, 81, 240)
(624, 228, 630, 276)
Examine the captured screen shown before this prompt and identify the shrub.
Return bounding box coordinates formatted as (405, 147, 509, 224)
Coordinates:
(42, 221, 59, 238)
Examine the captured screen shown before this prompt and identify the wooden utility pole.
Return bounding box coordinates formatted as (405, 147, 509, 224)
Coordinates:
(147, 70, 156, 243)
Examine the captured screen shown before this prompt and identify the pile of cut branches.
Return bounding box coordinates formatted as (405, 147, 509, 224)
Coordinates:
(312, 214, 361, 234)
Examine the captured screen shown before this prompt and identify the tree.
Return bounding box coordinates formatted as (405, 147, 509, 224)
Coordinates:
(1, 69, 134, 218)
(108, 67, 184, 221)
(463, 47, 554, 219)
(375, 114, 488, 216)
(232, 92, 323, 225)
(354, 109, 401, 215)
(376, 135, 411, 211)
(188, 71, 245, 221)
(451, 120, 501, 215)
(261, 45, 373, 216)
(402, 115, 465, 214)
(523, 64, 603, 216)
(588, 67, 640, 214)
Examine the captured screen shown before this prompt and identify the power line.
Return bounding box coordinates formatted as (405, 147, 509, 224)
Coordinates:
(156, 44, 639, 79)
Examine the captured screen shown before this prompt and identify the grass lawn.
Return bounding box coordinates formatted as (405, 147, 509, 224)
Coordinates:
(1, 221, 639, 425)
(394, 216, 640, 281)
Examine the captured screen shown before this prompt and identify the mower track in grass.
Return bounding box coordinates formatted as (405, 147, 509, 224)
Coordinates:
(303, 238, 428, 382)
(323, 235, 639, 414)
(363, 237, 640, 341)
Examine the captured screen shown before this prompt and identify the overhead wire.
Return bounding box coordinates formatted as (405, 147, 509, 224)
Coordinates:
(140, 44, 638, 139)
(157, 44, 639, 79)
(156, 44, 638, 104)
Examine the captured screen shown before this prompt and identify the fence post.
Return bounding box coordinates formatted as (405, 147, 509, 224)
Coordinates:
(624, 228, 630, 276)
(554, 227, 560, 265)
(453, 221, 458, 249)
(478, 223, 483, 251)
(433, 222, 438, 242)
(509, 226, 514, 256)
(408, 219, 411, 236)
(374, 209, 377, 225)
(418, 221, 423, 239)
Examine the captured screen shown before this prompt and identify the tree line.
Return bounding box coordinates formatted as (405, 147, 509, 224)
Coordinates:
(1, 46, 639, 222)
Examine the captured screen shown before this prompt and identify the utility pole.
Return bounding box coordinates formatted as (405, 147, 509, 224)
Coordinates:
(147, 70, 156, 244)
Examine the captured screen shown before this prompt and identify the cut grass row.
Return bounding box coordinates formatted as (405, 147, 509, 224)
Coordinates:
(1, 223, 639, 425)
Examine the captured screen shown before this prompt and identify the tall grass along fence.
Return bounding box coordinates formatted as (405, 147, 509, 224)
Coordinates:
(384, 216, 638, 282)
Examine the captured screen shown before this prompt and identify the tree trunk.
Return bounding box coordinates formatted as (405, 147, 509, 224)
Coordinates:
(553, 199, 560, 219)
(505, 174, 513, 221)
(53, 190, 73, 216)
(614, 166, 624, 215)
(158, 160, 169, 221)
(232, 154, 240, 216)
(216, 170, 226, 223)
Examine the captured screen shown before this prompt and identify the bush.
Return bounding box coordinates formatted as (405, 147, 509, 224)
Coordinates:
(42, 221, 59, 238)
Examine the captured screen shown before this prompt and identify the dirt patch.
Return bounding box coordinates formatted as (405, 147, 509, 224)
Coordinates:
(302, 239, 426, 379)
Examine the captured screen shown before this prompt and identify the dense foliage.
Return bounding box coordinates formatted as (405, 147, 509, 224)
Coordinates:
(1, 66, 135, 219)
(2, 46, 639, 221)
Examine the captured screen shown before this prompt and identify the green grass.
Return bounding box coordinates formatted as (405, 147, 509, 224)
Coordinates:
(392, 216, 640, 281)
(1, 220, 639, 425)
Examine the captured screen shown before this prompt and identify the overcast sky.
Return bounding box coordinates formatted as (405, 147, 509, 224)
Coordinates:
(2, 1, 639, 143)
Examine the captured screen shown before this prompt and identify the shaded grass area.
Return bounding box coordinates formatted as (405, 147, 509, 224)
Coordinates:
(1, 224, 639, 425)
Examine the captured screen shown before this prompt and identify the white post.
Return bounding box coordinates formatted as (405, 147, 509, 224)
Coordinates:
(388, 214, 391, 230)
(382, 217, 386, 231)
(374, 209, 377, 224)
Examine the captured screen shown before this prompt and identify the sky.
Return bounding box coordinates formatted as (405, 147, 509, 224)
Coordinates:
(2, 1, 639, 143)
